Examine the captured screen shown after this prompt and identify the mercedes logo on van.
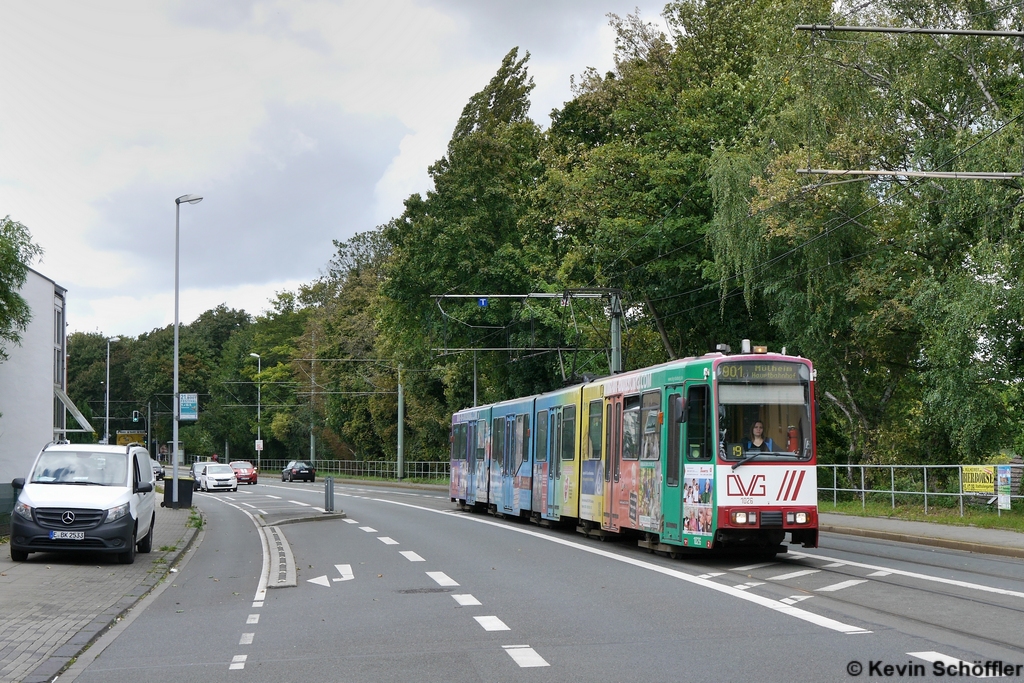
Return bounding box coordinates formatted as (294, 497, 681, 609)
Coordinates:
(61, 511, 76, 525)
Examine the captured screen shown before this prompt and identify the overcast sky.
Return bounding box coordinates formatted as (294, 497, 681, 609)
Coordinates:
(0, 0, 668, 337)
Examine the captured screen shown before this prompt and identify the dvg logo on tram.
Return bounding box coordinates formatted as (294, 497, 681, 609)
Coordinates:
(725, 469, 808, 502)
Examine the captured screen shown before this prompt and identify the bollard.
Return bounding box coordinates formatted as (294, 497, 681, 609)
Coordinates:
(325, 476, 334, 512)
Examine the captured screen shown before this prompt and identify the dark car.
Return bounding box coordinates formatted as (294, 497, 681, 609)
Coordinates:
(282, 460, 315, 482)
(230, 460, 257, 485)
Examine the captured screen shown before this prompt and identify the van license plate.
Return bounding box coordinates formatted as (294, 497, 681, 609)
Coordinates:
(49, 530, 85, 540)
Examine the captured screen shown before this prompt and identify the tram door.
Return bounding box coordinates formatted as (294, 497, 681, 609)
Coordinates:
(662, 387, 685, 542)
(603, 395, 623, 532)
(501, 415, 516, 513)
(681, 383, 713, 544)
(546, 407, 561, 518)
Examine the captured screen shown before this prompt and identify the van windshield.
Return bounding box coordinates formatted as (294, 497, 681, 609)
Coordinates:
(30, 451, 128, 486)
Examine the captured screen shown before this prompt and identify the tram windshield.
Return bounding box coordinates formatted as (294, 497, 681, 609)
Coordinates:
(715, 361, 812, 464)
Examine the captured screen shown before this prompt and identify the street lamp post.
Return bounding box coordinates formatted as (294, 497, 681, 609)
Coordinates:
(249, 352, 261, 473)
(104, 336, 120, 444)
(172, 193, 202, 507)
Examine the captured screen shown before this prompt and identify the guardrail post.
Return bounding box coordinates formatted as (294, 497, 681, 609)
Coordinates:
(924, 466, 928, 514)
(324, 476, 334, 512)
(860, 466, 866, 509)
(890, 466, 895, 509)
(958, 466, 964, 517)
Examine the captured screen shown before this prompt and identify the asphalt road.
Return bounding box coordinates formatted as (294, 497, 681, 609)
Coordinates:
(67, 481, 1024, 682)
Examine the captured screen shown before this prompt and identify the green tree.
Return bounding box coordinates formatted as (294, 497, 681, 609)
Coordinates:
(0, 216, 43, 361)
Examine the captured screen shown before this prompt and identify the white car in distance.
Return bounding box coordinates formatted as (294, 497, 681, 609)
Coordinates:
(199, 463, 237, 492)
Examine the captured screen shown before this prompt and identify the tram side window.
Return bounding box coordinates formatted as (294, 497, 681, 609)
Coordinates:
(535, 411, 548, 462)
(517, 414, 530, 471)
(492, 418, 505, 470)
(622, 395, 640, 460)
(587, 400, 602, 460)
(686, 385, 711, 461)
(476, 420, 486, 459)
(667, 393, 682, 486)
(560, 405, 576, 460)
(640, 390, 661, 461)
(454, 424, 467, 461)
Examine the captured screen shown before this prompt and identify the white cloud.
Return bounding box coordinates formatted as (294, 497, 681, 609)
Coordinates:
(0, 0, 667, 336)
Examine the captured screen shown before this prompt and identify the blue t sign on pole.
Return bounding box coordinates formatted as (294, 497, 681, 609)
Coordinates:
(478, 298, 488, 307)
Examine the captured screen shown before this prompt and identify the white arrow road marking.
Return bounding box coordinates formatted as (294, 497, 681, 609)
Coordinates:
(400, 551, 425, 562)
(333, 564, 354, 582)
(229, 655, 247, 670)
(308, 575, 331, 587)
(427, 571, 459, 587)
(817, 579, 868, 592)
(474, 616, 510, 631)
(452, 594, 481, 606)
(504, 645, 549, 668)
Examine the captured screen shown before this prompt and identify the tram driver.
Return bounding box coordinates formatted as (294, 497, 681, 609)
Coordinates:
(745, 420, 774, 452)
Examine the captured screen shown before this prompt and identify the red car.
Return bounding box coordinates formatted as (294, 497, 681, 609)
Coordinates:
(229, 461, 258, 485)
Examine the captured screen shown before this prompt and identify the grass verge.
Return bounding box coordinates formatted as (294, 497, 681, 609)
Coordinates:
(820, 498, 1024, 533)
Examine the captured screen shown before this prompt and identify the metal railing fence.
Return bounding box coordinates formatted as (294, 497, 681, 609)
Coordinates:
(818, 464, 1022, 516)
(254, 459, 450, 481)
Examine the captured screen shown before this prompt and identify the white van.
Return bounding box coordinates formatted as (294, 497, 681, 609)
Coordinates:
(9, 442, 157, 564)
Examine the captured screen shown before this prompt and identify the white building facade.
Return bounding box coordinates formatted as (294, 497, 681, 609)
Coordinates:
(0, 267, 90, 484)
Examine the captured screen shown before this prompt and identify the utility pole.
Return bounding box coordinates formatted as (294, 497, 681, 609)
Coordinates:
(397, 365, 404, 480)
(610, 291, 623, 374)
(310, 333, 316, 463)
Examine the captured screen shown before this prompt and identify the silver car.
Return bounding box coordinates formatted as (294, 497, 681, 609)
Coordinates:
(200, 463, 237, 492)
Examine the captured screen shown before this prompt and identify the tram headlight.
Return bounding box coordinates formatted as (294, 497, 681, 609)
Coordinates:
(796, 512, 808, 524)
(731, 511, 747, 524)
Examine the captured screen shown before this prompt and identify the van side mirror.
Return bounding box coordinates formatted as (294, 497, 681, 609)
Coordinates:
(12, 477, 24, 490)
(136, 481, 153, 494)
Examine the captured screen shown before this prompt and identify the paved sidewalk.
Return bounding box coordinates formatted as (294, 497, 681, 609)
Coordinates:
(0, 504, 198, 683)
(820, 511, 1024, 559)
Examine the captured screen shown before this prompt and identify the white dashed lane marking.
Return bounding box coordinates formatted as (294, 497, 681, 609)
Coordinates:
(342, 519, 359, 524)
(474, 616, 510, 631)
(359, 526, 377, 533)
(229, 655, 247, 670)
(768, 569, 820, 581)
(732, 562, 777, 572)
(247, 614, 260, 624)
(400, 551, 425, 562)
(288, 500, 310, 507)
(452, 594, 481, 606)
(817, 579, 868, 592)
(504, 645, 549, 668)
(239, 633, 254, 645)
(427, 571, 459, 587)
(378, 537, 399, 545)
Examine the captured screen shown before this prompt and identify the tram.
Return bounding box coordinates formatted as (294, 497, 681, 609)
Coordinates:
(450, 344, 818, 556)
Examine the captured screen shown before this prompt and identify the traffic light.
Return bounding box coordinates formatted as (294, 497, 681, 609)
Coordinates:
(132, 410, 139, 423)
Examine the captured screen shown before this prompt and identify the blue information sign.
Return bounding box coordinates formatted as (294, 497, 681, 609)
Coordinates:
(179, 393, 198, 421)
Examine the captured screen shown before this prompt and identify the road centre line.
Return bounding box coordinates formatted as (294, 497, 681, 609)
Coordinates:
(503, 645, 550, 668)
(240, 633, 254, 645)
(400, 551, 425, 562)
(378, 537, 399, 545)
(343, 518, 359, 524)
(453, 594, 481, 606)
(247, 614, 260, 624)
(359, 526, 377, 532)
(427, 571, 459, 587)
(362, 496, 871, 635)
(788, 550, 1024, 599)
(475, 615, 510, 631)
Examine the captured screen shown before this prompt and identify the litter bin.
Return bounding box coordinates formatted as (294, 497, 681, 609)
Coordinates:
(162, 477, 194, 509)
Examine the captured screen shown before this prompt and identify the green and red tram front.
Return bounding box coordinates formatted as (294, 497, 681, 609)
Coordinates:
(712, 357, 818, 550)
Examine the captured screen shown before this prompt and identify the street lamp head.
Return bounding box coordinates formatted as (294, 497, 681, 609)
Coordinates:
(175, 194, 203, 205)
(249, 352, 260, 358)
(109, 336, 121, 343)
